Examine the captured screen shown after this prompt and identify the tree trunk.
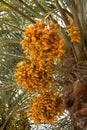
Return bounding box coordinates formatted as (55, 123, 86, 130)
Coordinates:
(64, 79, 87, 130)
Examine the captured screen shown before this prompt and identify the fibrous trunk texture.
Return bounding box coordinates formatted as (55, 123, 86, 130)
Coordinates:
(64, 80, 87, 130)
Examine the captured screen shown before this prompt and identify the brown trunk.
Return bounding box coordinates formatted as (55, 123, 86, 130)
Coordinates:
(64, 80, 87, 130)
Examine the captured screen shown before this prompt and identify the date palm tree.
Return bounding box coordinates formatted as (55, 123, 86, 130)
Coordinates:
(0, 0, 87, 130)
